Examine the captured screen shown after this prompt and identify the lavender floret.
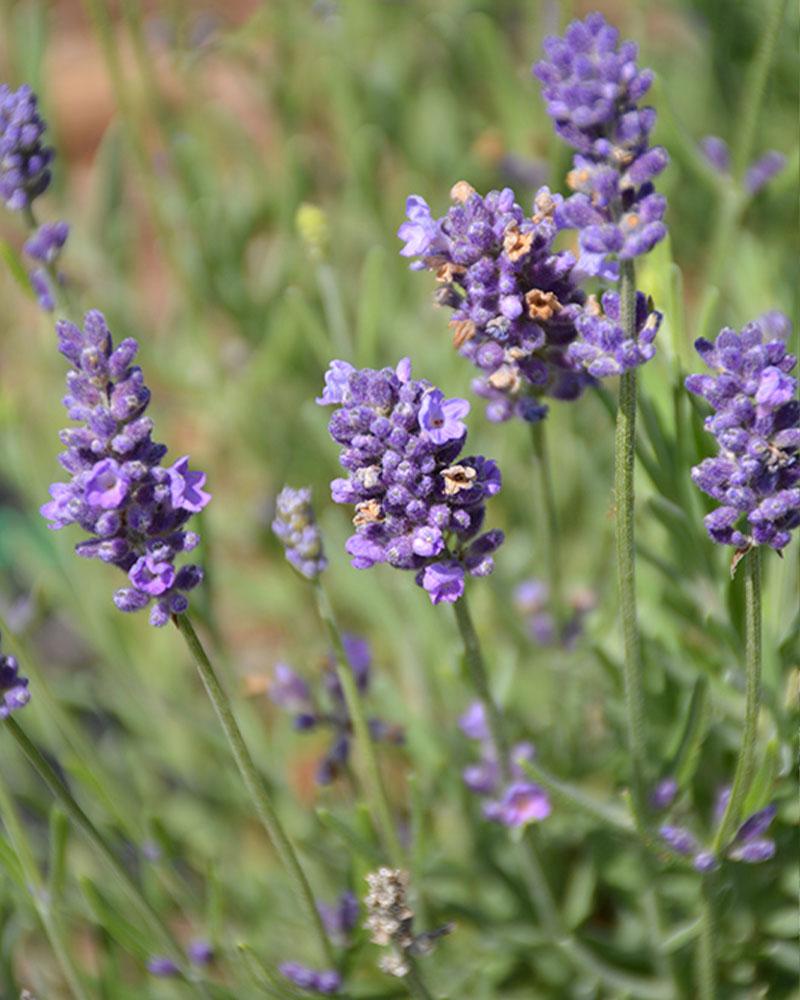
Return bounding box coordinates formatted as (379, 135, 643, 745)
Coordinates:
(0, 638, 30, 718)
(318, 891, 359, 945)
(744, 150, 786, 195)
(269, 635, 402, 786)
(650, 777, 679, 811)
(272, 486, 328, 580)
(699, 136, 731, 174)
(24, 221, 69, 263)
(0, 84, 54, 211)
(40, 311, 211, 625)
(726, 804, 777, 864)
(146, 956, 179, 977)
(686, 315, 799, 552)
(534, 12, 668, 279)
(318, 358, 504, 603)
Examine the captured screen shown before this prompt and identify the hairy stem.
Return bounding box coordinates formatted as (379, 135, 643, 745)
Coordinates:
(314, 581, 405, 867)
(530, 420, 564, 627)
(712, 547, 762, 853)
(4, 717, 201, 990)
(614, 260, 648, 826)
(695, 876, 716, 1000)
(174, 614, 335, 968)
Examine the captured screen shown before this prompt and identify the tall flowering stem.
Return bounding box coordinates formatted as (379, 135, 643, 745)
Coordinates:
(4, 717, 200, 989)
(614, 260, 648, 825)
(174, 614, 336, 968)
(313, 581, 405, 867)
(530, 422, 563, 625)
(712, 549, 762, 853)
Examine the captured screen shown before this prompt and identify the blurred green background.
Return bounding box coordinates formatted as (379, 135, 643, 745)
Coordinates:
(0, 0, 796, 996)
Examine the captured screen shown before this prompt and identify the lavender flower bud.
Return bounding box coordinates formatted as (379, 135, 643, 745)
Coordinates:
(0, 639, 30, 718)
(686, 318, 799, 552)
(650, 777, 679, 811)
(319, 358, 504, 603)
(318, 891, 359, 944)
(744, 150, 786, 195)
(40, 311, 211, 624)
(187, 940, 213, 966)
(658, 825, 698, 856)
(0, 84, 54, 211)
(272, 486, 328, 580)
(699, 136, 730, 174)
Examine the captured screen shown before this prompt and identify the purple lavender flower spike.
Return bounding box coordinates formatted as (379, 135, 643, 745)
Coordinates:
(699, 136, 731, 174)
(279, 962, 342, 995)
(0, 640, 30, 718)
(399, 182, 593, 422)
(272, 486, 328, 580)
(686, 317, 800, 553)
(534, 12, 668, 279)
(40, 311, 210, 625)
(0, 84, 54, 211)
(318, 359, 504, 603)
(147, 956, 179, 977)
(271, 637, 402, 787)
(318, 891, 359, 945)
(744, 150, 786, 195)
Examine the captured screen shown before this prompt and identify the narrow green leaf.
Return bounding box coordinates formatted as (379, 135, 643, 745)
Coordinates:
(667, 678, 710, 787)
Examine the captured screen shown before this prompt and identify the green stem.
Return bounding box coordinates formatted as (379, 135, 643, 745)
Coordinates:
(452, 593, 671, 998)
(732, 0, 789, 178)
(313, 582, 405, 867)
(695, 877, 715, 1000)
(0, 772, 92, 1000)
(712, 547, 762, 853)
(530, 421, 564, 627)
(3, 717, 198, 988)
(614, 260, 648, 827)
(173, 614, 336, 968)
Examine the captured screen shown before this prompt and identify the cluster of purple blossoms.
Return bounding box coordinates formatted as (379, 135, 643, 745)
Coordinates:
(459, 702, 551, 828)
(317, 358, 504, 604)
(269, 635, 403, 785)
(272, 485, 328, 580)
(0, 84, 54, 211)
(279, 963, 341, 995)
(686, 316, 799, 552)
(0, 636, 30, 718)
(513, 577, 596, 648)
(659, 791, 778, 872)
(533, 12, 668, 281)
(40, 311, 211, 626)
(398, 182, 592, 422)
(24, 220, 69, 312)
(699, 136, 787, 196)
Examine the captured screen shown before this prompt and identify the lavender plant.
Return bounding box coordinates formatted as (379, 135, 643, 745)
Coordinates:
(0, 3, 795, 998)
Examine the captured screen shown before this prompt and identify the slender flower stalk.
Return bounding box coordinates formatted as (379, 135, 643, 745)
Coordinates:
(3, 717, 201, 989)
(695, 877, 716, 1000)
(314, 581, 405, 867)
(712, 548, 762, 853)
(173, 614, 336, 968)
(530, 421, 563, 625)
(0, 771, 90, 1000)
(614, 260, 648, 825)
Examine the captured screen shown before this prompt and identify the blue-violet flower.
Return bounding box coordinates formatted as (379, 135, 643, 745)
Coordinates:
(318, 358, 504, 603)
(686, 315, 799, 552)
(0, 84, 54, 211)
(40, 311, 211, 626)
